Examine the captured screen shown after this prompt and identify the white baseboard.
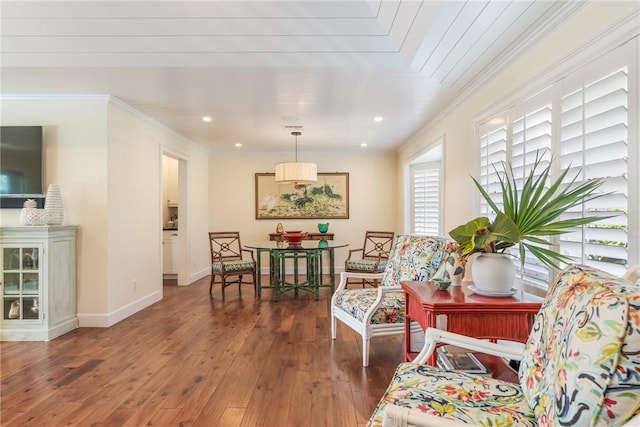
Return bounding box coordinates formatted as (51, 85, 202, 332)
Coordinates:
(78, 290, 162, 327)
(189, 267, 209, 284)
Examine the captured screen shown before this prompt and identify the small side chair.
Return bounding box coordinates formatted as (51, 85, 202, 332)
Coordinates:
(345, 230, 395, 287)
(208, 231, 257, 297)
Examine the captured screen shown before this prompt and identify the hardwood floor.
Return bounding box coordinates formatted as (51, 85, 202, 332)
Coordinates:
(0, 276, 404, 426)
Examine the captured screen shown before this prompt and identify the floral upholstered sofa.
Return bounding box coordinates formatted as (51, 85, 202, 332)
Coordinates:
(368, 264, 640, 427)
(331, 235, 457, 367)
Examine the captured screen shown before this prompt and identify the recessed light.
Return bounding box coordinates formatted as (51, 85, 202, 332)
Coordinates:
(374, 116, 383, 122)
(360, 143, 368, 147)
(234, 143, 242, 148)
(202, 116, 212, 122)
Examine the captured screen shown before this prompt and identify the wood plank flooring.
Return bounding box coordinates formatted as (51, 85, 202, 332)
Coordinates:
(0, 276, 404, 426)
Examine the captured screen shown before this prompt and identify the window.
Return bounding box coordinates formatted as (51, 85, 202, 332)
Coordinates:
(411, 161, 441, 235)
(558, 67, 629, 277)
(476, 44, 635, 286)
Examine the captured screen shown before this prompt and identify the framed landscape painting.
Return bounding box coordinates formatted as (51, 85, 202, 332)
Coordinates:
(255, 172, 349, 219)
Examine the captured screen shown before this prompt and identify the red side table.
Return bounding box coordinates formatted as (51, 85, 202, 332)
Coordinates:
(402, 281, 543, 365)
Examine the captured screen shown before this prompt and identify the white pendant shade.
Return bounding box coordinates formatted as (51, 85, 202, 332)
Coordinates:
(275, 162, 317, 184)
(275, 130, 318, 184)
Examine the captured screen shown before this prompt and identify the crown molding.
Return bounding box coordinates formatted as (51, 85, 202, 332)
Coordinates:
(471, 5, 639, 126)
(0, 94, 110, 102)
(400, 3, 638, 152)
(0, 94, 209, 151)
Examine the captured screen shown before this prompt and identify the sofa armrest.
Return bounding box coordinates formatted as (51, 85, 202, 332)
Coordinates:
(413, 328, 524, 365)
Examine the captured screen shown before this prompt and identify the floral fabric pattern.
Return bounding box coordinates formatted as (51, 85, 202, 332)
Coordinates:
(368, 363, 537, 427)
(380, 235, 449, 288)
(333, 289, 405, 324)
(519, 264, 640, 427)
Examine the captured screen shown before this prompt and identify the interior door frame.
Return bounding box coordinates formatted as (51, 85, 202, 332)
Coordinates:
(161, 149, 190, 287)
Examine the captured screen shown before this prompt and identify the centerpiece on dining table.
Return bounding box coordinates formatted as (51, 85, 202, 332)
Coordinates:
(283, 231, 307, 246)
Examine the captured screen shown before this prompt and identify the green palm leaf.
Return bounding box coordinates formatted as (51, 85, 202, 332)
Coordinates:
(453, 149, 612, 270)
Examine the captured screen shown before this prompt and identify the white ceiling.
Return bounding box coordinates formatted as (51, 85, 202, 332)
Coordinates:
(0, 1, 584, 153)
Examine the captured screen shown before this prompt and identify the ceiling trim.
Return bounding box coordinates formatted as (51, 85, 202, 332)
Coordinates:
(108, 96, 209, 149)
(471, 6, 640, 127)
(399, 1, 588, 153)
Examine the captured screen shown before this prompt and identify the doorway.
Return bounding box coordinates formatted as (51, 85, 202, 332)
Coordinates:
(161, 152, 189, 286)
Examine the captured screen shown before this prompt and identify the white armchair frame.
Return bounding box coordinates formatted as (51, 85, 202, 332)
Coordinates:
(331, 271, 417, 367)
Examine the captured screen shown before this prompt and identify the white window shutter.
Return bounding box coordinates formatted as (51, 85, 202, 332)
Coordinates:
(479, 122, 508, 217)
(511, 105, 554, 286)
(411, 162, 440, 235)
(559, 67, 629, 277)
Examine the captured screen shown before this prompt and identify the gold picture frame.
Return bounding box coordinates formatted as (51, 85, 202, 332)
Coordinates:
(255, 172, 349, 219)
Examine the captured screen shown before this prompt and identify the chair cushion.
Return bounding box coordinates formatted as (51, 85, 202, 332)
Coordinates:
(380, 235, 448, 287)
(519, 264, 637, 426)
(212, 260, 254, 273)
(367, 363, 537, 427)
(345, 259, 387, 272)
(333, 288, 405, 324)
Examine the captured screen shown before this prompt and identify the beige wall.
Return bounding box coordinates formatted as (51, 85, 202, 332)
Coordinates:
(209, 151, 398, 271)
(0, 97, 211, 326)
(0, 98, 110, 316)
(398, 1, 639, 239)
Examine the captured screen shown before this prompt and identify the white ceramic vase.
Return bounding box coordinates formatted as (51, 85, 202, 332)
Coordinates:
(471, 252, 515, 293)
(20, 199, 48, 226)
(44, 184, 64, 225)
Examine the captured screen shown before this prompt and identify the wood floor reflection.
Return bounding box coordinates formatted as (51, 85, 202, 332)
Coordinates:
(1, 275, 404, 426)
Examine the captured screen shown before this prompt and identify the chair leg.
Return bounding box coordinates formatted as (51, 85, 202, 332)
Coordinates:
(209, 273, 217, 295)
(331, 312, 337, 339)
(363, 337, 370, 367)
(238, 274, 243, 294)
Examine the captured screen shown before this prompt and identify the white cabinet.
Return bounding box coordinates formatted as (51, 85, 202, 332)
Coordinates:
(0, 226, 78, 341)
(163, 230, 179, 274)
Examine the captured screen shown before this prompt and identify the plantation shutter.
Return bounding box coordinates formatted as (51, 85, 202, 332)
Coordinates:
(558, 67, 629, 277)
(411, 162, 440, 235)
(510, 105, 553, 285)
(478, 119, 508, 217)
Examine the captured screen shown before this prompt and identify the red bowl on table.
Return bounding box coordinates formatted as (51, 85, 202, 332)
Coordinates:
(283, 232, 307, 245)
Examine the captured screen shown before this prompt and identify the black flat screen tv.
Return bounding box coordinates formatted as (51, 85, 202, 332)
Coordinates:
(0, 126, 45, 208)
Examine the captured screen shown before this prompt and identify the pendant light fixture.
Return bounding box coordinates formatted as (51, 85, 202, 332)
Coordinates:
(275, 131, 317, 184)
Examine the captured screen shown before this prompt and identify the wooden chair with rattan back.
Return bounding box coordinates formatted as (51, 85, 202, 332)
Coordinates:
(208, 231, 257, 297)
(344, 231, 395, 287)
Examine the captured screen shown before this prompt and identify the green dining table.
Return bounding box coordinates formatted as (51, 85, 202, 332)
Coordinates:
(245, 240, 348, 301)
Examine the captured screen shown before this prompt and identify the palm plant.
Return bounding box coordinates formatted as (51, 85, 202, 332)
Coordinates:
(449, 151, 610, 269)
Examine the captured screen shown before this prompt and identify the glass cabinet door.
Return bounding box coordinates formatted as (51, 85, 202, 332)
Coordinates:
(2, 246, 41, 321)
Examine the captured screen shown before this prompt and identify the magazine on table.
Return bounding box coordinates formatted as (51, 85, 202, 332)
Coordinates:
(436, 346, 492, 376)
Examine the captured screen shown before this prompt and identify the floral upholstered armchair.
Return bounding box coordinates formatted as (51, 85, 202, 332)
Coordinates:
(368, 264, 640, 427)
(331, 235, 456, 367)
